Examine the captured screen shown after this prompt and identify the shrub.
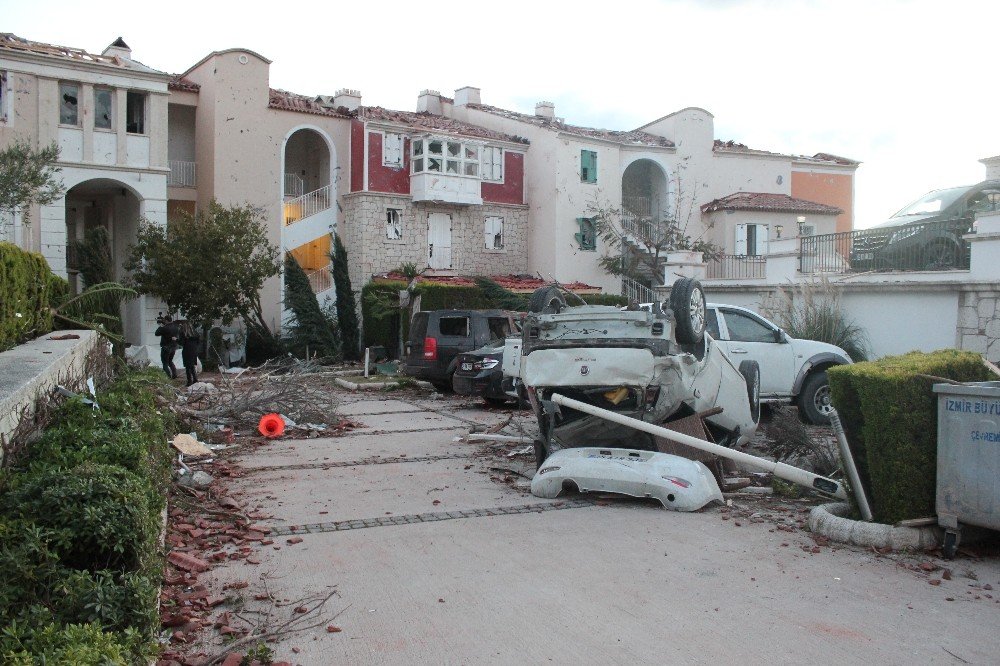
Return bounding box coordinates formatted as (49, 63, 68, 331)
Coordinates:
(1, 621, 142, 666)
(828, 349, 992, 524)
(0, 242, 59, 350)
(762, 279, 870, 361)
(284, 253, 341, 361)
(332, 234, 360, 360)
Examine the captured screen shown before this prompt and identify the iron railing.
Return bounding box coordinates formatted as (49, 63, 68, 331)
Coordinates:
(706, 254, 766, 280)
(621, 196, 662, 241)
(800, 218, 974, 274)
(306, 263, 332, 294)
(284, 173, 305, 198)
(168, 160, 196, 187)
(284, 185, 332, 225)
(622, 276, 655, 304)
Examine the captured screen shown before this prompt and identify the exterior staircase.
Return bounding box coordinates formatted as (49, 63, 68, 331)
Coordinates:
(282, 185, 335, 251)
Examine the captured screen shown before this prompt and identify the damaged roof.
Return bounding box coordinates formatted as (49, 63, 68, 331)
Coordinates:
(466, 103, 674, 148)
(359, 107, 529, 145)
(714, 140, 859, 167)
(168, 75, 200, 93)
(0, 32, 166, 76)
(701, 192, 843, 215)
(268, 89, 352, 118)
(374, 272, 603, 294)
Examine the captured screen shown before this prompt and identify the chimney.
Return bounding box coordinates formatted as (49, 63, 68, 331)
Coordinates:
(333, 88, 362, 112)
(417, 89, 443, 115)
(535, 101, 555, 119)
(454, 86, 481, 107)
(102, 37, 132, 61)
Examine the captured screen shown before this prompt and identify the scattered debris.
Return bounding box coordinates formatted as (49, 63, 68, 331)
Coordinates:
(172, 432, 213, 457)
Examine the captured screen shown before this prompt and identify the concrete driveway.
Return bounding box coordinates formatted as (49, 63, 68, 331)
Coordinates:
(199, 392, 1000, 665)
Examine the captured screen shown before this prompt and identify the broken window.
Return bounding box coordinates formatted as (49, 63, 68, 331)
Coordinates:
(581, 149, 597, 183)
(484, 216, 504, 250)
(59, 82, 79, 125)
(735, 223, 769, 256)
(438, 316, 470, 337)
(94, 88, 113, 130)
(481, 146, 502, 181)
(385, 208, 402, 240)
(411, 136, 483, 177)
(575, 217, 597, 251)
(487, 317, 512, 342)
(382, 132, 404, 167)
(126, 91, 146, 134)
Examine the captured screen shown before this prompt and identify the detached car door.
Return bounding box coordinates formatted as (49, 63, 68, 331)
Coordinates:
(714, 307, 795, 397)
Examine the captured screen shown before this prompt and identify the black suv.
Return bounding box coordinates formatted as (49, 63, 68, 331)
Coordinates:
(402, 310, 518, 391)
(851, 180, 1000, 271)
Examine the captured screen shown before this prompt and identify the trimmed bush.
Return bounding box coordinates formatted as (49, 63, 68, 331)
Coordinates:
(828, 349, 992, 524)
(0, 242, 60, 351)
(1, 621, 144, 665)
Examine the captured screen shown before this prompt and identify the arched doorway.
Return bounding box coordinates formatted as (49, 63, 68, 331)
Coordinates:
(282, 128, 335, 296)
(621, 159, 672, 227)
(64, 178, 144, 340)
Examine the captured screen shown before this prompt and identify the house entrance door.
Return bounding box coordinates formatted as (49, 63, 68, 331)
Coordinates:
(427, 212, 452, 268)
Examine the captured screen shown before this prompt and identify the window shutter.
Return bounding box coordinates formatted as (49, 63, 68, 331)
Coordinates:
(492, 148, 502, 180)
(756, 225, 769, 256)
(735, 224, 747, 256)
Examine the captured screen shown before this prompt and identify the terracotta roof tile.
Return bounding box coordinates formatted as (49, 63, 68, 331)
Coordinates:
(267, 89, 352, 119)
(701, 192, 842, 215)
(168, 75, 200, 93)
(0, 32, 166, 75)
(467, 104, 673, 148)
(358, 107, 528, 145)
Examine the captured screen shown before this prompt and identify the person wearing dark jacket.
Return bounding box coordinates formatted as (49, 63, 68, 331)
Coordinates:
(179, 321, 201, 386)
(154, 315, 180, 379)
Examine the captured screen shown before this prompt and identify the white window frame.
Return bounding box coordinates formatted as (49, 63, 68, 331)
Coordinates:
(484, 216, 504, 251)
(126, 90, 147, 135)
(59, 81, 79, 126)
(94, 87, 114, 131)
(382, 132, 404, 168)
(482, 146, 503, 182)
(411, 136, 481, 178)
(385, 208, 403, 240)
(735, 223, 769, 256)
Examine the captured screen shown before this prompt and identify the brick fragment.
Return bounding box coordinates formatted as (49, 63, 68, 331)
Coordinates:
(167, 551, 210, 573)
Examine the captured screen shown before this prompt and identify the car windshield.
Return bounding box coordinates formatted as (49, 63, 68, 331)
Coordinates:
(891, 186, 968, 218)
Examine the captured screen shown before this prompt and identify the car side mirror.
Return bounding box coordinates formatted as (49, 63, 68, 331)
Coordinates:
(774, 329, 785, 343)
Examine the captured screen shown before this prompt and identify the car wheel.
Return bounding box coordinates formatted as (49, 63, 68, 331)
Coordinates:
(922, 241, 958, 270)
(533, 439, 547, 470)
(669, 278, 707, 345)
(528, 286, 566, 314)
(738, 360, 761, 425)
(484, 396, 510, 406)
(798, 371, 833, 425)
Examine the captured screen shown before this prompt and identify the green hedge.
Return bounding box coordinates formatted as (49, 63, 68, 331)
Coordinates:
(0, 369, 173, 664)
(361, 280, 627, 353)
(828, 350, 992, 524)
(0, 242, 65, 351)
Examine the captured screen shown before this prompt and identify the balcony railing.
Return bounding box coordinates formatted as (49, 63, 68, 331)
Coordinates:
(622, 276, 655, 304)
(284, 173, 305, 198)
(284, 185, 332, 226)
(168, 160, 196, 187)
(706, 254, 766, 280)
(306, 263, 332, 294)
(800, 218, 974, 274)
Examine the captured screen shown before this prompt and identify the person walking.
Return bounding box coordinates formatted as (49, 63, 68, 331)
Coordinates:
(154, 314, 180, 379)
(179, 321, 201, 387)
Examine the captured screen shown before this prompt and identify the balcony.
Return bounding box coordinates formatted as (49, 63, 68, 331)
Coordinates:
(168, 160, 196, 188)
(706, 254, 767, 280)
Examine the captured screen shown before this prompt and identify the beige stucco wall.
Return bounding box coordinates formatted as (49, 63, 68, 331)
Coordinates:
(181, 49, 352, 332)
(705, 209, 839, 254)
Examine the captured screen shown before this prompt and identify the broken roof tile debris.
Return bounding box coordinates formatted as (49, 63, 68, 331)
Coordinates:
(168, 75, 200, 93)
(0, 32, 166, 75)
(359, 106, 529, 145)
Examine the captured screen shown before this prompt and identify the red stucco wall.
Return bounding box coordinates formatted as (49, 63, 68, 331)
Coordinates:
(791, 171, 854, 233)
(482, 151, 525, 205)
(367, 131, 410, 194)
(350, 120, 364, 192)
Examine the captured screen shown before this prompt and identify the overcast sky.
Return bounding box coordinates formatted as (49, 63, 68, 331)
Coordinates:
(5, 0, 998, 227)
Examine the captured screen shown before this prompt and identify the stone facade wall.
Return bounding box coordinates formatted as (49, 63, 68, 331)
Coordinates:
(958, 287, 1000, 362)
(341, 192, 529, 289)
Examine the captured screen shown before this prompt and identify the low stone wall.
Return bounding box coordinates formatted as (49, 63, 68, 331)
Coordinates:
(958, 287, 1000, 360)
(0, 330, 105, 464)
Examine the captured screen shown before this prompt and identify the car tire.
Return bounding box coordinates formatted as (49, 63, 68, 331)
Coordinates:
(798, 370, 833, 425)
(669, 278, 707, 345)
(528, 286, 566, 314)
(533, 439, 547, 470)
(739, 360, 761, 425)
(484, 396, 510, 406)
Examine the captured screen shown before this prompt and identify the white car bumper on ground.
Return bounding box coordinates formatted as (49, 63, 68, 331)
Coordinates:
(531, 447, 723, 512)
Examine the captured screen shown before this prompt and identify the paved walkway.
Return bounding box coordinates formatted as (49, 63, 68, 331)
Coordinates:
(199, 393, 1000, 665)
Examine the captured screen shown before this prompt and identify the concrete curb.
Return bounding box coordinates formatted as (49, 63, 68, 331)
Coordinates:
(808, 502, 941, 551)
(333, 377, 432, 391)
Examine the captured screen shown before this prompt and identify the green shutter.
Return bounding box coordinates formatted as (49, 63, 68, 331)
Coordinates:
(581, 150, 597, 183)
(574, 217, 596, 251)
